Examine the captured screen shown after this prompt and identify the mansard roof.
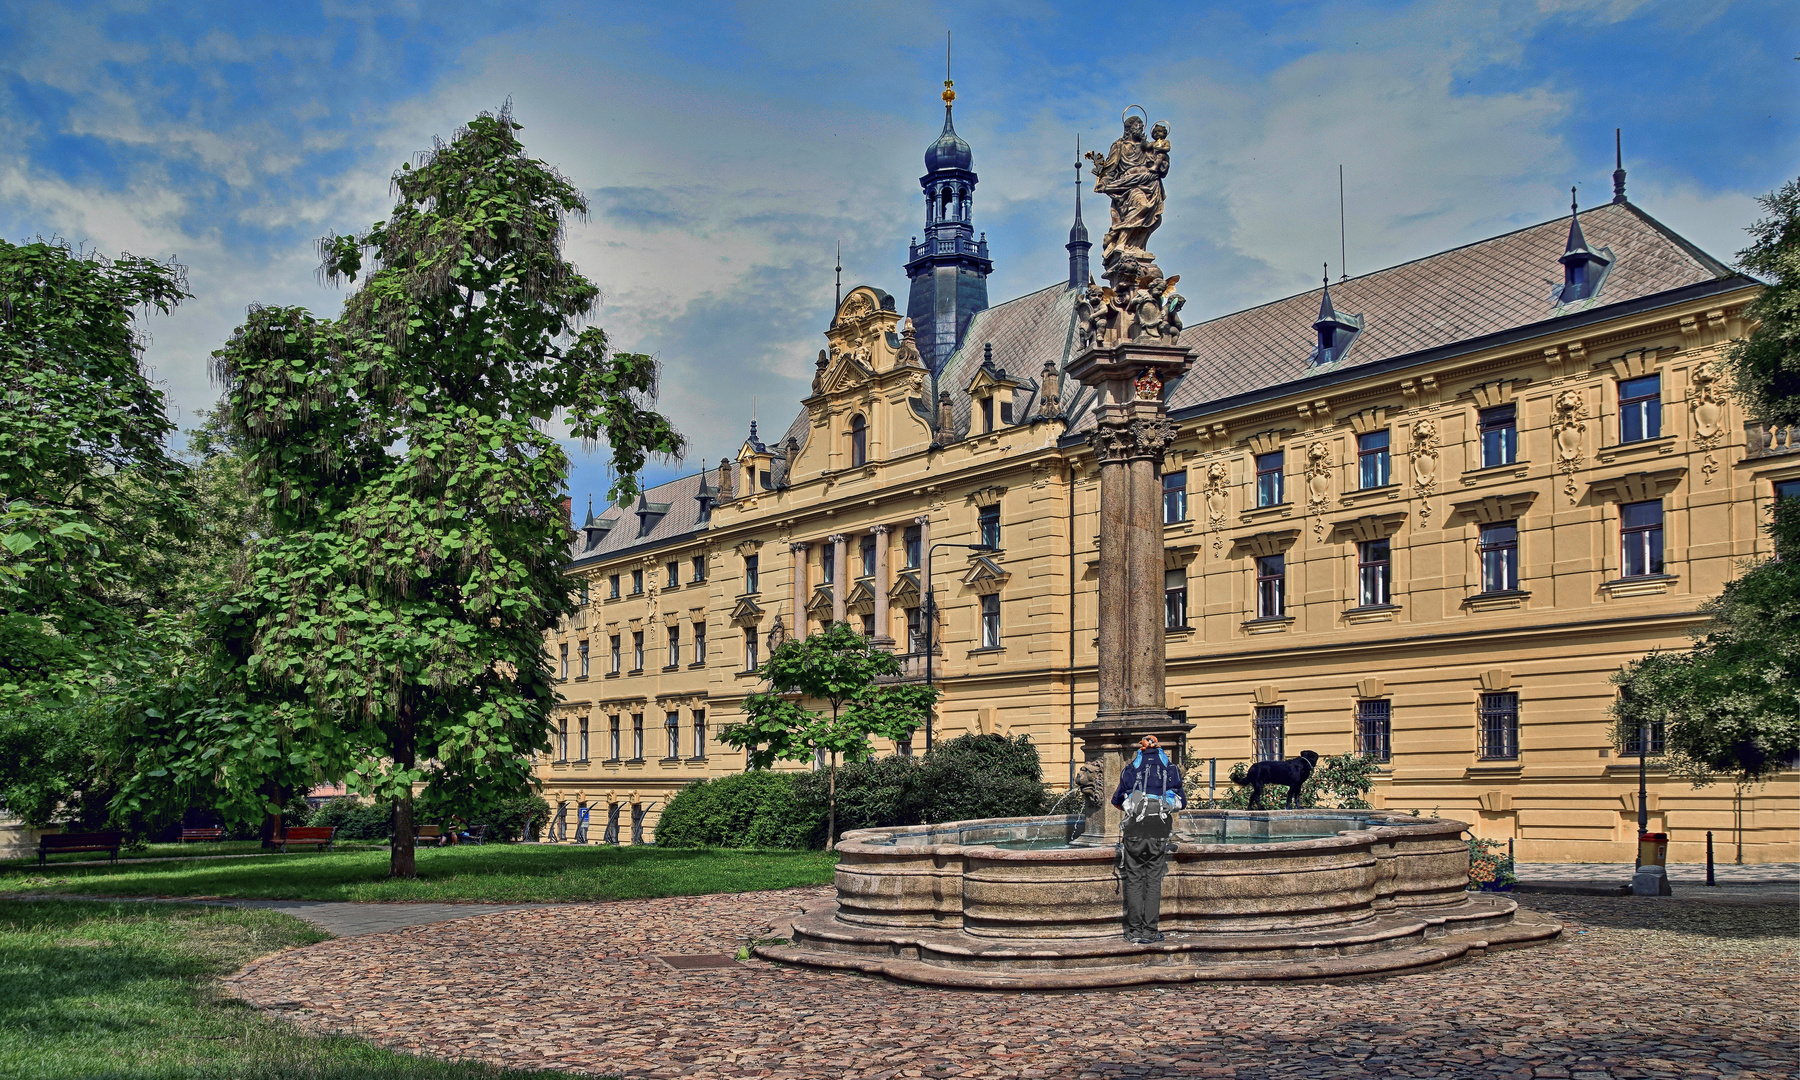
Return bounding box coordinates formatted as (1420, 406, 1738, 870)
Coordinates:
(935, 283, 1080, 441)
(567, 469, 711, 567)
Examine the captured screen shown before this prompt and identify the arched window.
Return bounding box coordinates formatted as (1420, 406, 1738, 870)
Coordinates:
(849, 415, 867, 467)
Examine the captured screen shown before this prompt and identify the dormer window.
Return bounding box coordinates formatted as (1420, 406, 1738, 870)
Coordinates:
(980, 397, 994, 432)
(1310, 276, 1363, 367)
(1556, 192, 1613, 305)
(849, 415, 868, 467)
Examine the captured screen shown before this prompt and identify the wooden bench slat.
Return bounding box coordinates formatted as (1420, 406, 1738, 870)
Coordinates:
(38, 831, 124, 865)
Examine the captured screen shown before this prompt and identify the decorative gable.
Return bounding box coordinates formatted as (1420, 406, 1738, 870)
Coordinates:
(845, 581, 877, 616)
(805, 587, 835, 620)
(728, 597, 764, 628)
(889, 571, 922, 609)
(960, 557, 1012, 596)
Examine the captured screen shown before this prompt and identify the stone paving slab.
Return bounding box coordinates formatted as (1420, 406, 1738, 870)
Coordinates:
(227, 885, 1799, 1079)
(1517, 862, 1799, 896)
(221, 900, 564, 937)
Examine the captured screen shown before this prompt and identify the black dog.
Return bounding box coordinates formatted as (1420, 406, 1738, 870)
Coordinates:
(1238, 750, 1319, 809)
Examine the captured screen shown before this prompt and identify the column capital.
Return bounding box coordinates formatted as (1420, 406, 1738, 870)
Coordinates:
(870, 523, 891, 536)
(827, 533, 847, 545)
(789, 541, 811, 553)
(1089, 415, 1178, 465)
(913, 515, 931, 527)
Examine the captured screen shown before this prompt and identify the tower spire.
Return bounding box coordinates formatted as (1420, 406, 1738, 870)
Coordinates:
(1067, 133, 1091, 289)
(905, 45, 991, 373)
(834, 241, 842, 312)
(1612, 128, 1627, 204)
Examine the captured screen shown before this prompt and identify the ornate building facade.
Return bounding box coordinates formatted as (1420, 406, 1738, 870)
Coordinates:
(537, 103, 1795, 862)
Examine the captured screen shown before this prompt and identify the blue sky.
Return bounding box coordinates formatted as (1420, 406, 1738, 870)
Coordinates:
(3, 0, 1793, 510)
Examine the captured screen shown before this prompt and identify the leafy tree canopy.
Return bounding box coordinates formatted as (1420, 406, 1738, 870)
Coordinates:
(0, 239, 192, 703)
(1725, 177, 1800, 429)
(116, 108, 683, 876)
(1612, 500, 1800, 786)
(719, 622, 939, 844)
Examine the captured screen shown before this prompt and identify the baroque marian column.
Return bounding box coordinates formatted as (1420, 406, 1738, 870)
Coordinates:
(1069, 107, 1195, 844)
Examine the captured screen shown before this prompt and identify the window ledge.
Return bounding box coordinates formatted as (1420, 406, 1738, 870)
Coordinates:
(627, 668, 644, 676)
(625, 758, 645, 765)
(689, 578, 707, 587)
(1164, 624, 1194, 638)
(573, 674, 589, 682)
(1239, 502, 1295, 524)
(686, 661, 707, 670)
(1462, 590, 1530, 612)
(1341, 604, 1401, 624)
(1163, 519, 1195, 536)
(604, 672, 621, 679)
(1339, 483, 1401, 508)
(630, 590, 644, 597)
(603, 758, 621, 765)
(661, 664, 681, 673)
(1460, 460, 1531, 486)
(574, 758, 590, 765)
(1240, 616, 1295, 635)
(736, 668, 760, 679)
(737, 591, 761, 599)
(1597, 435, 1678, 464)
(967, 646, 1006, 657)
(658, 757, 680, 764)
(1604, 760, 1668, 775)
(1466, 763, 1522, 778)
(684, 756, 707, 764)
(1602, 574, 1678, 598)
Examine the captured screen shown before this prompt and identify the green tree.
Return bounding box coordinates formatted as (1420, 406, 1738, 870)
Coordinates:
(121, 108, 683, 877)
(1611, 500, 1800, 786)
(0, 239, 192, 703)
(1724, 177, 1800, 430)
(719, 623, 939, 846)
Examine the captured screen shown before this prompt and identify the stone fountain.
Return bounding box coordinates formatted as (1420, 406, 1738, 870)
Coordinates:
(756, 109, 1560, 989)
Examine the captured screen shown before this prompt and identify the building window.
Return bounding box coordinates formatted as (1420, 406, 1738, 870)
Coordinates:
(609, 574, 620, 599)
(693, 621, 706, 665)
(578, 639, 590, 678)
(742, 553, 759, 593)
(861, 612, 876, 636)
(630, 568, 644, 595)
(1163, 471, 1187, 524)
(907, 607, 925, 653)
(666, 562, 679, 588)
(557, 717, 568, 762)
(1356, 699, 1391, 762)
(1478, 692, 1519, 760)
(1478, 522, 1519, 593)
(1357, 430, 1391, 489)
(978, 504, 1001, 549)
(744, 627, 760, 670)
(1623, 719, 1665, 757)
(1255, 451, 1284, 507)
(980, 593, 1001, 648)
(665, 712, 680, 760)
(1255, 554, 1285, 619)
(609, 634, 621, 674)
(1621, 500, 1665, 577)
(1164, 568, 1187, 629)
(819, 549, 834, 585)
(1479, 404, 1517, 468)
(1358, 539, 1391, 607)
(693, 709, 706, 758)
(631, 631, 644, 672)
(1253, 705, 1285, 762)
(578, 716, 590, 762)
(666, 625, 680, 669)
(579, 580, 589, 606)
(1619, 374, 1662, 443)
(608, 715, 621, 761)
(849, 415, 867, 466)
(980, 396, 995, 433)
(1778, 478, 1800, 502)
(1000, 400, 1014, 424)
(558, 643, 569, 680)
(631, 713, 644, 761)
(860, 535, 876, 578)
(903, 525, 922, 569)
(691, 555, 706, 583)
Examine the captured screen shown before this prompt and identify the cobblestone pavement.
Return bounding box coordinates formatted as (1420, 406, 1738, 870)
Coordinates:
(228, 886, 1798, 1079)
(1516, 862, 1798, 891)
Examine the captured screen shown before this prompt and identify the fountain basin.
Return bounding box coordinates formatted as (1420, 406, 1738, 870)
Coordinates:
(757, 810, 1561, 988)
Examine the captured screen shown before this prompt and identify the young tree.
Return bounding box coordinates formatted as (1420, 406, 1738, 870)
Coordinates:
(1724, 177, 1800, 430)
(719, 623, 939, 846)
(131, 108, 683, 877)
(1611, 500, 1800, 786)
(0, 239, 192, 703)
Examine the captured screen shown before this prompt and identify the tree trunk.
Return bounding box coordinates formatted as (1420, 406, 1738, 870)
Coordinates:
(258, 781, 284, 850)
(390, 699, 417, 879)
(827, 750, 837, 851)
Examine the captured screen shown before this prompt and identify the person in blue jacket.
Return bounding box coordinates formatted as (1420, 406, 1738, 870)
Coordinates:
(1110, 734, 1185, 943)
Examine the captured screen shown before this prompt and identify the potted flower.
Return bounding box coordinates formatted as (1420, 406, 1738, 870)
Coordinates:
(1467, 836, 1517, 892)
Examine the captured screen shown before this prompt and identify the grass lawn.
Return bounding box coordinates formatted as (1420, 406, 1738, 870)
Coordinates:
(0, 899, 589, 1079)
(0, 845, 839, 903)
(7, 840, 387, 868)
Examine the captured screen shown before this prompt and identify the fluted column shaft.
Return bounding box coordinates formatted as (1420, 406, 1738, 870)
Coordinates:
(790, 542, 810, 639)
(913, 514, 932, 652)
(871, 524, 893, 646)
(1127, 447, 1164, 712)
(1094, 421, 1130, 721)
(829, 534, 848, 626)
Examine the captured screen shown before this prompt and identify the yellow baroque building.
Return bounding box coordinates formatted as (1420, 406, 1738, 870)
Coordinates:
(537, 114, 1796, 862)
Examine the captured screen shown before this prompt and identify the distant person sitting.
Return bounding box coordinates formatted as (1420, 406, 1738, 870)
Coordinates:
(1110, 735, 1185, 944)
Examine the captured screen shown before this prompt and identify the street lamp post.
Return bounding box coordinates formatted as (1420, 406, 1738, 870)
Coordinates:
(1636, 720, 1650, 870)
(919, 540, 999, 752)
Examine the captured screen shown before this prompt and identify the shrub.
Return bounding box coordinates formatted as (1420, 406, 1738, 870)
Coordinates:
(793, 753, 918, 839)
(306, 798, 392, 840)
(654, 771, 823, 850)
(466, 792, 550, 842)
(1209, 752, 1379, 810)
(914, 733, 1049, 824)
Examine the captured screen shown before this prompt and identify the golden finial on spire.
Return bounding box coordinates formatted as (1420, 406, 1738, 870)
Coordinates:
(943, 80, 955, 105)
(942, 31, 954, 105)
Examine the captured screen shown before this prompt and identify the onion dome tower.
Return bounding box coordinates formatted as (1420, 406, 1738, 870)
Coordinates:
(904, 71, 992, 373)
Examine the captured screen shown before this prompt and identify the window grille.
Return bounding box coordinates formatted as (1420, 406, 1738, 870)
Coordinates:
(1623, 720, 1665, 757)
(1253, 705, 1285, 762)
(1356, 699, 1391, 762)
(1478, 692, 1519, 760)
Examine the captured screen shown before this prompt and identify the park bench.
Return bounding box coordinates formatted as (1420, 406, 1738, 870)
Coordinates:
(460, 824, 486, 846)
(415, 824, 444, 846)
(179, 827, 225, 843)
(273, 825, 337, 853)
(37, 831, 123, 866)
